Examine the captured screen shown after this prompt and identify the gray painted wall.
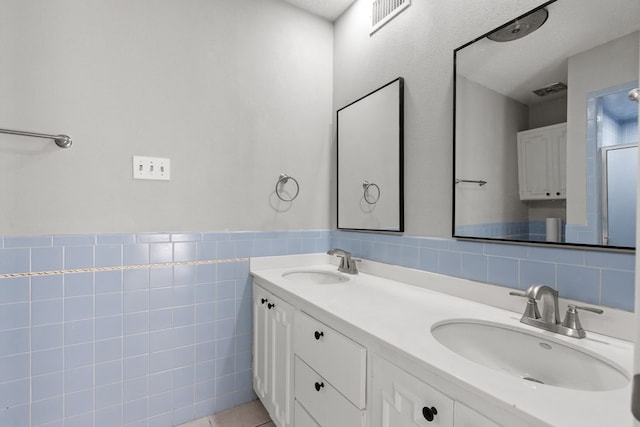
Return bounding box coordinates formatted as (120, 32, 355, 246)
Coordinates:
(5, 0, 634, 240)
(454, 76, 528, 226)
(0, 0, 333, 235)
(333, 0, 544, 236)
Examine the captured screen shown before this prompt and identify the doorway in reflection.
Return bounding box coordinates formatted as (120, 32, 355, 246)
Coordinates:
(602, 144, 637, 246)
(570, 81, 639, 246)
(597, 86, 639, 246)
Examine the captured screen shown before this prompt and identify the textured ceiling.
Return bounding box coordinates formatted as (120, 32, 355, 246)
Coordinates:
(456, 0, 640, 105)
(282, 0, 357, 21)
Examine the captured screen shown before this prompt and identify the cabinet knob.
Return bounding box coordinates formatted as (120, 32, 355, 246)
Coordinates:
(261, 298, 268, 304)
(314, 382, 324, 392)
(267, 303, 275, 309)
(546, 192, 550, 196)
(556, 192, 561, 196)
(422, 406, 438, 422)
(314, 331, 324, 340)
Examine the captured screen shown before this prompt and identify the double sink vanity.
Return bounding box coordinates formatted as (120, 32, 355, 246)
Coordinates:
(250, 252, 633, 427)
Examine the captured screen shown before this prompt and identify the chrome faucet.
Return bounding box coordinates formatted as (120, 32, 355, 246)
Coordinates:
(326, 248, 359, 274)
(510, 284, 603, 339)
(524, 284, 560, 324)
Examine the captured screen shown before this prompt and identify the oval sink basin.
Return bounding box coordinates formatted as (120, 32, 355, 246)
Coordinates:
(282, 270, 350, 285)
(431, 319, 629, 391)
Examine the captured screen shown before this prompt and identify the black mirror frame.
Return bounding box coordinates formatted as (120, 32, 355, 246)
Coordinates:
(337, 77, 405, 233)
(451, 0, 634, 252)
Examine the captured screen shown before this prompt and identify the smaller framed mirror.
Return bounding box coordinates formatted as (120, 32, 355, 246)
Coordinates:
(337, 77, 404, 232)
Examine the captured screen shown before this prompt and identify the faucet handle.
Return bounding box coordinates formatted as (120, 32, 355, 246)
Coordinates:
(569, 304, 603, 315)
(561, 304, 603, 335)
(509, 291, 541, 319)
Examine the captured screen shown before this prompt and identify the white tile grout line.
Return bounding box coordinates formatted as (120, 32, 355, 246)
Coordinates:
(0, 257, 250, 279)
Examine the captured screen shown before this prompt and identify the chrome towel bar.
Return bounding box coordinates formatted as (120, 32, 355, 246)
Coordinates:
(0, 128, 72, 148)
(455, 179, 487, 186)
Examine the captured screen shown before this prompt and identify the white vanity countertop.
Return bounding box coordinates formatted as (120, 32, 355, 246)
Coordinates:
(250, 254, 634, 427)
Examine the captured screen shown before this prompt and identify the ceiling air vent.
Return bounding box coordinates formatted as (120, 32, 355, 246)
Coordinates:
(371, 0, 410, 35)
(532, 82, 567, 97)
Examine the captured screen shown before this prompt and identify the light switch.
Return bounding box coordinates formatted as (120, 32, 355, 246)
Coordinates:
(133, 156, 171, 180)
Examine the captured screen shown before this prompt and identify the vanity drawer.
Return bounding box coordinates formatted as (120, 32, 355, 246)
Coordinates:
(294, 356, 366, 427)
(295, 400, 320, 427)
(294, 310, 366, 408)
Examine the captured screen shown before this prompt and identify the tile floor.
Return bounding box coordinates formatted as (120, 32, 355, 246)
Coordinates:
(178, 399, 274, 427)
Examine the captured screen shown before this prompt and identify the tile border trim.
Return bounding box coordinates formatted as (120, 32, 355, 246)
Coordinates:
(0, 257, 249, 279)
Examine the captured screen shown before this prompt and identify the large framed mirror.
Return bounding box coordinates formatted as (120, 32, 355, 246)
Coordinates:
(453, 0, 639, 249)
(337, 77, 404, 231)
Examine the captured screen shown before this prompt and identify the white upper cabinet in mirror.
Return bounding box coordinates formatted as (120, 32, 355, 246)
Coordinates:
(337, 77, 404, 232)
(453, 0, 639, 249)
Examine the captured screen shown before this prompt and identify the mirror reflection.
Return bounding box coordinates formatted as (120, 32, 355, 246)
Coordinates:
(337, 78, 404, 232)
(454, 0, 639, 249)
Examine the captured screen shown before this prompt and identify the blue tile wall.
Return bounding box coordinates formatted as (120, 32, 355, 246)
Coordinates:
(0, 230, 330, 427)
(332, 230, 635, 312)
(622, 119, 638, 144)
(455, 221, 563, 242)
(455, 221, 530, 239)
(0, 227, 635, 426)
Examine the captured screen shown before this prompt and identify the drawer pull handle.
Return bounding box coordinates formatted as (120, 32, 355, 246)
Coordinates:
(422, 406, 438, 422)
(261, 298, 268, 304)
(267, 303, 275, 309)
(314, 331, 324, 340)
(314, 382, 325, 392)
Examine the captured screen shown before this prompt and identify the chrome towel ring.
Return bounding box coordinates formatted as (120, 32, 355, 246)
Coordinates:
(363, 181, 380, 204)
(276, 173, 299, 202)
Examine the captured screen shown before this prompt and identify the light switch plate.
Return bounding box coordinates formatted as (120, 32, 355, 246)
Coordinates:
(133, 156, 171, 180)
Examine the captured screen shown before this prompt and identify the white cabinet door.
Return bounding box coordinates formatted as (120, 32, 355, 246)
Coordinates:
(253, 285, 270, 400)
(371, 355, 454, 427)
(518, 131, 551, 199)
(553, 126, 567, 197)
(268, 293, 294, 427)
(252, 283, 294, 427)
(517, 123, 567, 200)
